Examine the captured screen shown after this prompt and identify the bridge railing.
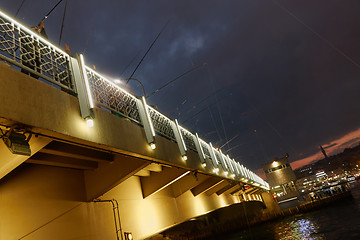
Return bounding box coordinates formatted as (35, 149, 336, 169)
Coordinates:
(0, 11, 75, 93)
(148, 106, 176, 141)
(0, 9, 269, 190)
(85, 67, 141, 123)
(179, 126, 197, 151)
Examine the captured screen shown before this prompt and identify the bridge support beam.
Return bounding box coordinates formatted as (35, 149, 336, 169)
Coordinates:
(171, 172, 209, 198)
(140, 167, 190, 198)
(216, 183, 238, 196)
(204, 180, 229, 196)
(84, 155, 150, 201)
(190, 177, 222, 196)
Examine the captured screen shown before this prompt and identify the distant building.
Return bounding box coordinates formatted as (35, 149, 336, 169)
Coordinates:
(262, 154, 299, 209)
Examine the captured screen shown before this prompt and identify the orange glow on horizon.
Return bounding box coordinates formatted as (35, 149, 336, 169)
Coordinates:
(256, 127, 360, 179)
(291, 128, 360, 169)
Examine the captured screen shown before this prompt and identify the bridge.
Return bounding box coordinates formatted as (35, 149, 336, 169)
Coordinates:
(0, 10, 275, 240)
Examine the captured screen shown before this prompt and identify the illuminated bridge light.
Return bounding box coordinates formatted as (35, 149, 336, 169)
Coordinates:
(86, 118, 94, 127)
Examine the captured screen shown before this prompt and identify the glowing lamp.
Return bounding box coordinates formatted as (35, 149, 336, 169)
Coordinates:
(182, 155, 188, 161)
(124, 232, 133, 240)
(114, 79, 121, 84)
(86, 118, 94, 127)
(150, 143, 156, 150)
(202, 163, 207, 168)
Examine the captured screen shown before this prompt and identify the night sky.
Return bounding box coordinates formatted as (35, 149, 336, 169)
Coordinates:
(2, 0, 360, 175)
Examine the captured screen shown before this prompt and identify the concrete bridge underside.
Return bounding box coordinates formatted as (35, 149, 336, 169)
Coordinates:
(0, 63, 277, 239)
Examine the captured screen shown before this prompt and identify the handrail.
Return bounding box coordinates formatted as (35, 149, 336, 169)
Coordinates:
(0, 9, 269, 190)
(0, 10, 75, 92)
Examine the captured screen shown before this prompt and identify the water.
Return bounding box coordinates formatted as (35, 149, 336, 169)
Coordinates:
(219, 181, 360, 240)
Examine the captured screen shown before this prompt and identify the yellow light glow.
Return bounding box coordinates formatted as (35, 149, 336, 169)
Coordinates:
(150, 143, 156, 150)
(182, 155, 188, 161)
(86, 118, 94, 127)
(231, 174, 235, 178)
(218, 194, 227, 207)
(202, 163, 207, 168)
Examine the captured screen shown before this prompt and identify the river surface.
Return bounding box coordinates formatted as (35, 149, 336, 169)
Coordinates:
(215, 181, 360, 240)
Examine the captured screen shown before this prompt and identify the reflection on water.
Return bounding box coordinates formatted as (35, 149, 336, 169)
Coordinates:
(222, 182, 360, 240)
(273, 217, 324, 240)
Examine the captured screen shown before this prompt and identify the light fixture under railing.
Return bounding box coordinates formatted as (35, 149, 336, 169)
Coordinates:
(86, 118, 94, 127)
(150, 143, 156, 150)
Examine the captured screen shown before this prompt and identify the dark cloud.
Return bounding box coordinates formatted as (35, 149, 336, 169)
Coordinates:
(2, 0, 360, 171)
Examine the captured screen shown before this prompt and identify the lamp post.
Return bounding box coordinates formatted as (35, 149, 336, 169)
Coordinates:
(127, 78, 146, 97)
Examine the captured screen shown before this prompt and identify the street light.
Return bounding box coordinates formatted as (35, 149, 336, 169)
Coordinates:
(114, 78, 146, 97)
(127, 78, 146, 97)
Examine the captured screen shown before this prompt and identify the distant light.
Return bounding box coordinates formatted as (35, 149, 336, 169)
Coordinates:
(114, 79, 121, 84)
(86, 118, 94, 127)
(182, 155, 188, 161)
(202, 163, 207, 168)
(231, 174, 235, 178)
(224, 171, 228, 176)
(150, 143, 156, 150)
(213, 168, 219, 173)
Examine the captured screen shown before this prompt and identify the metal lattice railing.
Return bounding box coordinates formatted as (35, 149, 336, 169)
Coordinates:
(86, 67, 141, 123)
(200, 140, 211, 158)
(148, 107, 176, 140)
(0, 11, 74, 92)
(179, 126, 197, 151)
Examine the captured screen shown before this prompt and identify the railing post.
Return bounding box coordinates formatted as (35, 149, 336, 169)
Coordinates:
(225, 155, 234, 174)
(69, 54, 94, 121)
(192, 133, 207, 166)
(239, 163, 246, 178)
(171, 119, 187, 159)
(231, 159, 240, 176)
(209, 143, 219, 171)
(219, 150, 229, 173)
(136, 97, 156, 148)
